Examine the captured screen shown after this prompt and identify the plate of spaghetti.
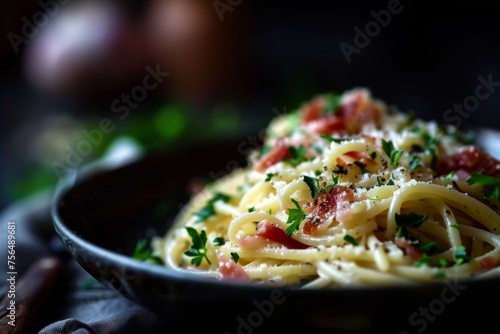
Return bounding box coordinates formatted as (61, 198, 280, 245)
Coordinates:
(153, 87, 500, 287)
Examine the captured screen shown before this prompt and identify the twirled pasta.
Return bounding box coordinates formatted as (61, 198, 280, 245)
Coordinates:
(153, 88, 500, 287)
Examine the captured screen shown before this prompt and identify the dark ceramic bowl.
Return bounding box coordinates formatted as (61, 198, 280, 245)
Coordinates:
(51, 135, 500, 333)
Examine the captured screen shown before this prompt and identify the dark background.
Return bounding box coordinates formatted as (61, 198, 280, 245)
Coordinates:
(1, 0, 500, 211)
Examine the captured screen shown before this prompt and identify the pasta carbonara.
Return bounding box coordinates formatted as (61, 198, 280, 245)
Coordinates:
(153, 88, 500, 287)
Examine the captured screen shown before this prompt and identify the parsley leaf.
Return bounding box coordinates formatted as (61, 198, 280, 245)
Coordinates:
(303, 175, 321, 198)
(455, 246, 470, 265)
(195, 192, 231, 222)
(285, 199, 306, 236)
(467, 173, 500, 186)
(396, 213, 428, 227)
(184, 227, 211, 266)
(213, 237, 225, 246)
(265, 173, 274, 182)
(409, 154, 421, 171)
(132, 239, 163, 265)
(467, 173, 500, 200)
(395, 213, 428, 238)
(415, 254, 432, 267)
(283, 145, 307, 166)
(320, 134, 348, 144)
(343, 234, 358, 246)
(230, 252, 240, 263)
(382, 139, 404, 167)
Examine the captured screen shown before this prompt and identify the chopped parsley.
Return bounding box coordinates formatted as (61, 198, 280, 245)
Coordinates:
(184, 227, 211, 266)
(343, 234, 358, 246)
(285, 199, 306, 236)
(415, 254, 432, 267)
(366, 196, 379, 201)
(438, 258, 449, 267)
(265, 173, 275, 182)
(450, 223, 460, 231)
(320, 134, 349, 144)
(467, 173, 500, 200)
(332, 175, 340, 185)
(248, 207, 255, 212)
(432, 272, 446, 280)
(395, 212, 428, 238)
(418, 241, 442, 255)
(445, 171, 456, 180)
(132, 239, 163, 265)
(283, 145, 307, 166)
(194, 192, 231, 222)
(230, 252, 240, 263)
(304, 175, 337, 198)
(455, 246, 470, 265)
(386, 179, 395, 186)
(213, 237, 225, 246)
(303, 175, 321, 198)
(409, 154, 422, 171)
(382, 139, 404, 168)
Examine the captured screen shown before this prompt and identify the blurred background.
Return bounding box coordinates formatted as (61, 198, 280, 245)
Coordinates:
(1, 0, 500, 211)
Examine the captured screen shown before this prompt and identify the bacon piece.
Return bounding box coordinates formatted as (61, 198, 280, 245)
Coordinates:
(395, 238, 424, 260)
(254, 220, 309, 249)
(216, 250, 250, 281)
(336, 89, 381, 134)
(255, 139, 292, 172)
(303, 186, 354, 235)
(479, 256, 498, 270)
(300, 96, 327, 123)
(304, 116, 345, 136)
(436, 146, 500, 178)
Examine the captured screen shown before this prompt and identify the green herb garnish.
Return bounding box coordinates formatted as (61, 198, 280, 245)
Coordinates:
(230, 252, 240, 263)
(467, 173, 500, 200)
(303, 175, 321, 198)
(132, 239, 163, 265)
(184, 227, 211, 266)
(320, 134, 348, 144)
(195, 192, 231, 222)
(382, 139, 404, 167)
(283, 145, 307, 166)
(213, 237, 225, 246)
(343, 234, 359, 246)
(395, 213, 428, 238)
(415, 254, 432, 267)
(285, 199, 306, 236)
(455, 246, 470, 265)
